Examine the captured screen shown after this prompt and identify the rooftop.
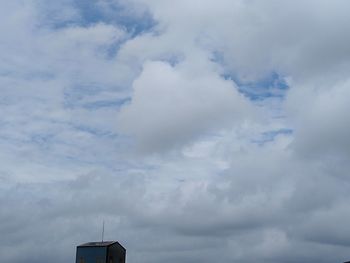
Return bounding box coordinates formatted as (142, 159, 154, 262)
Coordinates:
(78, 241, 117, 247)
(77, 241, 126, 251)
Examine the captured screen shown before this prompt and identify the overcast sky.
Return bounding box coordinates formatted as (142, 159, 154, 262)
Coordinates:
(1, 1, 350, 262)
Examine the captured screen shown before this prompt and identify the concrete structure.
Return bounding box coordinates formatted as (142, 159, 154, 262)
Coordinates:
(76, 241, 126, 263)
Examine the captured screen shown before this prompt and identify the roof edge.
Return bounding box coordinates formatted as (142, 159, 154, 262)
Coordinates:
(77, 241, 126, 250)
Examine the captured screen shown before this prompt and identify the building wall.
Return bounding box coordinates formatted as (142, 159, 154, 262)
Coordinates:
(107, 244, 126, 263)
(76, 247, 107, 263)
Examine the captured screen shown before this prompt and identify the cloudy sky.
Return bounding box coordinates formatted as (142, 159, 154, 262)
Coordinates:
(1, 0, 350, 262)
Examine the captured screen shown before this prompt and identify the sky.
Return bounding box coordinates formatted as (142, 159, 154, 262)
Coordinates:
(1, 0, 350, 262)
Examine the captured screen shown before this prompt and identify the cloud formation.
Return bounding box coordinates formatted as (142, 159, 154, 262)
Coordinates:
(118, 60, 253, 151)
(1, 1, 350, 263)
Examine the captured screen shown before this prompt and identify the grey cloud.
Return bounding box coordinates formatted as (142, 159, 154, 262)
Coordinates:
(117, 61, 254, 152)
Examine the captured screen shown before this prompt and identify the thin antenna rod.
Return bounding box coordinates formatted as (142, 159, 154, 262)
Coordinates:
(101, 220, 105, 242)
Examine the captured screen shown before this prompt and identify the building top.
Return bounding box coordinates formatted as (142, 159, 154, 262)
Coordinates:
(78, 241, 126, 250)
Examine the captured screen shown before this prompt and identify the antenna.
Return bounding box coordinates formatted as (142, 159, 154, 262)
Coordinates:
(101, 220, 105, 242)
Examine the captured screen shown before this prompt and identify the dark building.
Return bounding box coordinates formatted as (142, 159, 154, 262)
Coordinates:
(76, 241, 126, 263)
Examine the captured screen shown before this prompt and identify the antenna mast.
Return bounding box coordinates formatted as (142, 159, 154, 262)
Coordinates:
(101, 220, 105, 242)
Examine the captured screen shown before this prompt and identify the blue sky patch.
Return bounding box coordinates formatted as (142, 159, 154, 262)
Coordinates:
(211, 49, 290, 101)
(252, 128, 293, 145)
(225, 71, 290, 101)
(82, 98, 131, 110)
(74, 0, 156, 36)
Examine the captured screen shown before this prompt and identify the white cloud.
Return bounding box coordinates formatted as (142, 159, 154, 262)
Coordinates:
(117, 60, 253, 151)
